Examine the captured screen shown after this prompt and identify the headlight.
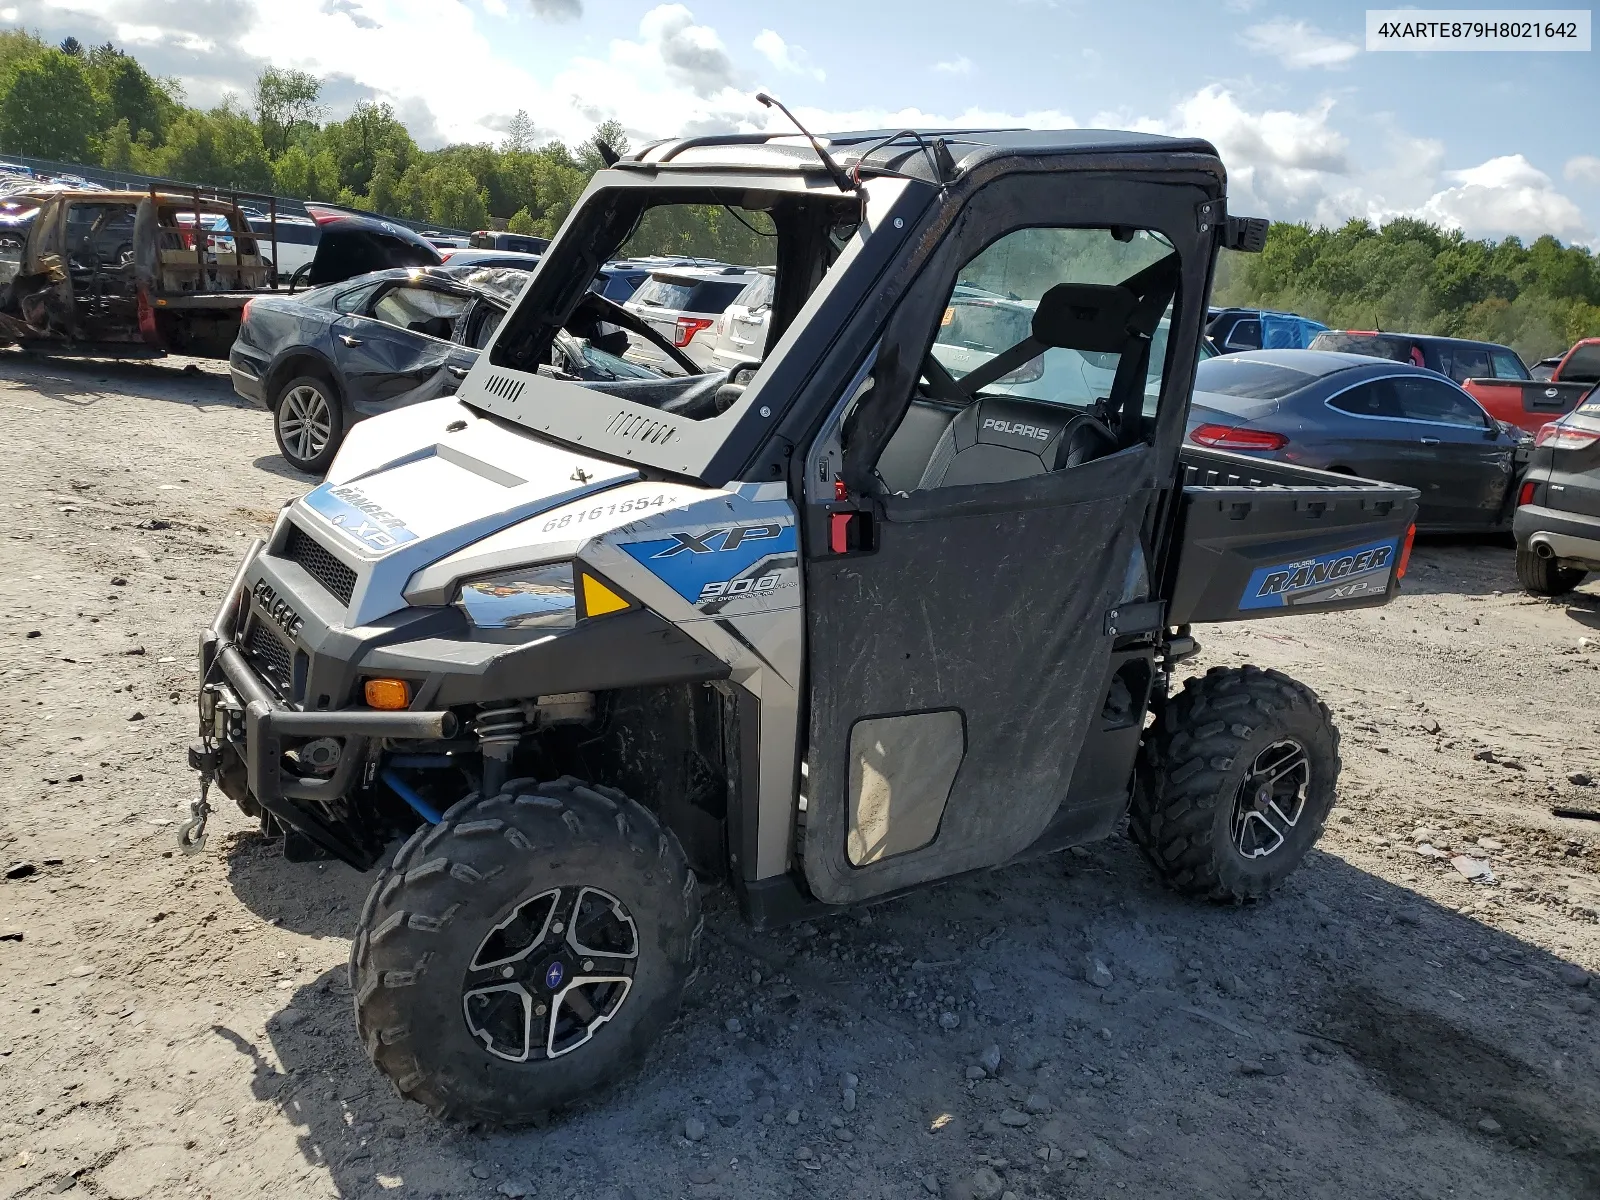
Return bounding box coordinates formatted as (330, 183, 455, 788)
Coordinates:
(455, 562, 576, 631)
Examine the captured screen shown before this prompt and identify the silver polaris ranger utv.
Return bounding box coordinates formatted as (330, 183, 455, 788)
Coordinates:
(188, 120, 1420, 1124)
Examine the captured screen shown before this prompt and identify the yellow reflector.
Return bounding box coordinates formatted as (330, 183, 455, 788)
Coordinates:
(580, 573, 630, 617)
(940, 306, 953, 326)
(364, 678, 410, 710)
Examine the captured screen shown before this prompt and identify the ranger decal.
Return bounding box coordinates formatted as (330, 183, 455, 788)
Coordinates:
(1239, 537, 1399, 611)
(302, 482, 418, 552)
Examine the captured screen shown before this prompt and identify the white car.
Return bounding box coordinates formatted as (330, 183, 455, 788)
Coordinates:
(243, 213, 320, 278)
(703, 269, 774, 371)
(622, 265, 761, 372)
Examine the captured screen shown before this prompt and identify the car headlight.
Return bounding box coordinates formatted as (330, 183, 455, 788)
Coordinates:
(455, 563, 576, 631)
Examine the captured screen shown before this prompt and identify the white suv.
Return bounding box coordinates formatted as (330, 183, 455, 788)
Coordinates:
(622, 265, 760, 372)
(703, 269, 775, 371)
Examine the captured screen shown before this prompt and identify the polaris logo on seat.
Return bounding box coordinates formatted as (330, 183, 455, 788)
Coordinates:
(982, 417, 1052, 442)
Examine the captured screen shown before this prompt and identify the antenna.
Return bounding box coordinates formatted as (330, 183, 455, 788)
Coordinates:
(755, 92, 856, 193)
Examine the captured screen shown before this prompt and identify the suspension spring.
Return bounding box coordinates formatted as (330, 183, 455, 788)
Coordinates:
(475, 702, 525, 796)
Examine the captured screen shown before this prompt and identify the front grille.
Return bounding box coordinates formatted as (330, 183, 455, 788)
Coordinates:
(285, 523, 357, 606)
(248, 622, 293, 696)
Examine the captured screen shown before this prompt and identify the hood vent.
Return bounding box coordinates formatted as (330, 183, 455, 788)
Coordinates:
(482, 372, 526, 404)
(606, 410, 678, 446)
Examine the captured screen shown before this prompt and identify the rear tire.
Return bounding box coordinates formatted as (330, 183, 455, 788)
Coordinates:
(351, 777, 700, 1125)
(273, 373, 344, 475)
(1130, 665, 1340, 902)
(1515, 546, 1585, 596)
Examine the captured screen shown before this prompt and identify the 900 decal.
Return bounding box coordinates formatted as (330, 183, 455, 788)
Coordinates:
(698, 574, 784, 602)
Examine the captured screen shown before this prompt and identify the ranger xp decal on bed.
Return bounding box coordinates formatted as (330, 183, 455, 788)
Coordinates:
(1239, 537, 1399, 611)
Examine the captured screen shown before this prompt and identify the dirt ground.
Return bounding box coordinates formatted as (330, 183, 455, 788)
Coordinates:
(2, 353, 1599, 1200)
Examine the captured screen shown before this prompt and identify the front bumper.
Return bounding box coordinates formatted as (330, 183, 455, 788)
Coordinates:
(197, 540, 458, 864)
(1513, 504, 1600, 568)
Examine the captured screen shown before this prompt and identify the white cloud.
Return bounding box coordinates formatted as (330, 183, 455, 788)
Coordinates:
(482, 0, 507, 15)
(933, 56, 973, 75)
(1418, 155, 1591, 242)
(635, 4, 738, 98)
(1240, 18, 1360, 69)
(528, 0, 578, 17)
(1104, 85, 1593, 245)
(15, 0, 1592, 245)
(753, 29, 824, 81)
(1567, 156, 1600, 186)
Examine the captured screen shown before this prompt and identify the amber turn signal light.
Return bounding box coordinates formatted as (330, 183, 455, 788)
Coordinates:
(364, 678, 410, 710)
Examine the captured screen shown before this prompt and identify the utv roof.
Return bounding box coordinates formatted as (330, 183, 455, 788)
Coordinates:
(623, 127, 1222, 184)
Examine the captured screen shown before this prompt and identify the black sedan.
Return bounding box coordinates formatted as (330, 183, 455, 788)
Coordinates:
(229, 264, 695, 473)
(1185, 350, 1525, 532)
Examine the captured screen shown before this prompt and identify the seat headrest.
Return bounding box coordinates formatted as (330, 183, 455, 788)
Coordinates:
(1031, 283, 1138, 353)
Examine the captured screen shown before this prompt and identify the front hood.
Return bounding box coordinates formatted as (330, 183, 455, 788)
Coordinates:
(291, 397, 640, 624)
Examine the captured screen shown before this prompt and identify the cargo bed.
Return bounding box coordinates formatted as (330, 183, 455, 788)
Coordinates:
(1167, 446, 1420, 625)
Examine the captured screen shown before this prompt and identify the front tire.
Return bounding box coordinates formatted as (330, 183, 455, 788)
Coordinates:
(273, 373, 344, 475)
(1130, 665, 1339, 901)
(1515, 546, 1585, 596)
(352, 777, 700, 1125)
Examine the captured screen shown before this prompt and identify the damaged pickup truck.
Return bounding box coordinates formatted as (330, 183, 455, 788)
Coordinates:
(0, 188, 444, 361)
(1, 188, 302, 358)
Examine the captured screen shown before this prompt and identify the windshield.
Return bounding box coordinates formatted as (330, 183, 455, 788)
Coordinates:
(1309, 332, 1412, 362)
(1565, 344, 1600, 384)
(1194, 357, 1320, 399)
(477, 176, 898, 479)
(631, 276, 749, 314)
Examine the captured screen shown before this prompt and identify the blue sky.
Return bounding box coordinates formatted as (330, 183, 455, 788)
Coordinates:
(10, 0, 1599, 245)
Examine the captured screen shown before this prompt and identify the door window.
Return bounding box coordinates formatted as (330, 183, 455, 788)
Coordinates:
(1491, 349, 1529, 380)
(1327, 380, 1404, 419)
(1224, 318, 1261, 350)
(1447, 345, 1491, 382)
(370, 284, 471, 340)
(876, 225, 1180, 493)
(1391, 376, 1491, 428)
(332, 282, 381, 314)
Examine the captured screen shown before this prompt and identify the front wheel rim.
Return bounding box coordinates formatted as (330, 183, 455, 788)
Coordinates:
(462, 885, 639, 1063)
(279, 384, 333, 462)
(1229, 739, 1310, 860)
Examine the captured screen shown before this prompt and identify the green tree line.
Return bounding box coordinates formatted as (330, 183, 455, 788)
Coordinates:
(0, 28, 778, 263)
(1214, 217, 1600, 362)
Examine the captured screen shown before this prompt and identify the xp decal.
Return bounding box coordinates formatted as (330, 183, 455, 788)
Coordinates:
(620, 521, 798, 606)
(302, 483, 417, 553)
(1239, 537, 1399, 611)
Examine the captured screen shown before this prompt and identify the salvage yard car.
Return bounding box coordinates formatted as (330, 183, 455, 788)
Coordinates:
(187, 122, 1420, 1125)
(1185, 349, 1522, 532)
(229, 264, 693, 472)
(1512, 385, 1600, 594)
(0, 188, 287, 358)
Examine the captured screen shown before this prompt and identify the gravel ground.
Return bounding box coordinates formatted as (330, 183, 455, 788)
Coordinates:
(2, 353, 1598, 1200)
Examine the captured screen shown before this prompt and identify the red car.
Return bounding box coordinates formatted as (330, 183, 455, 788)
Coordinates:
(1465, 338, 1600, 434)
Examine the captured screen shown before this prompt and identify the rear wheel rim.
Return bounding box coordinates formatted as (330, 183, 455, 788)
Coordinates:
(462, 885, 639, 1063)
(279, 384, 333, 462)
(1229, 739, 1310, 860)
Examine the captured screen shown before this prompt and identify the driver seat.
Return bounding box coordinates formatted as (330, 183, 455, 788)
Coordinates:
(913, 281, 1142, 490)
(915, 397, 1115, 490)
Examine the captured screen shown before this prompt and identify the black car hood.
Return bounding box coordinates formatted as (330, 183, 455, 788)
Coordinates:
(308, 214, 442, 286)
